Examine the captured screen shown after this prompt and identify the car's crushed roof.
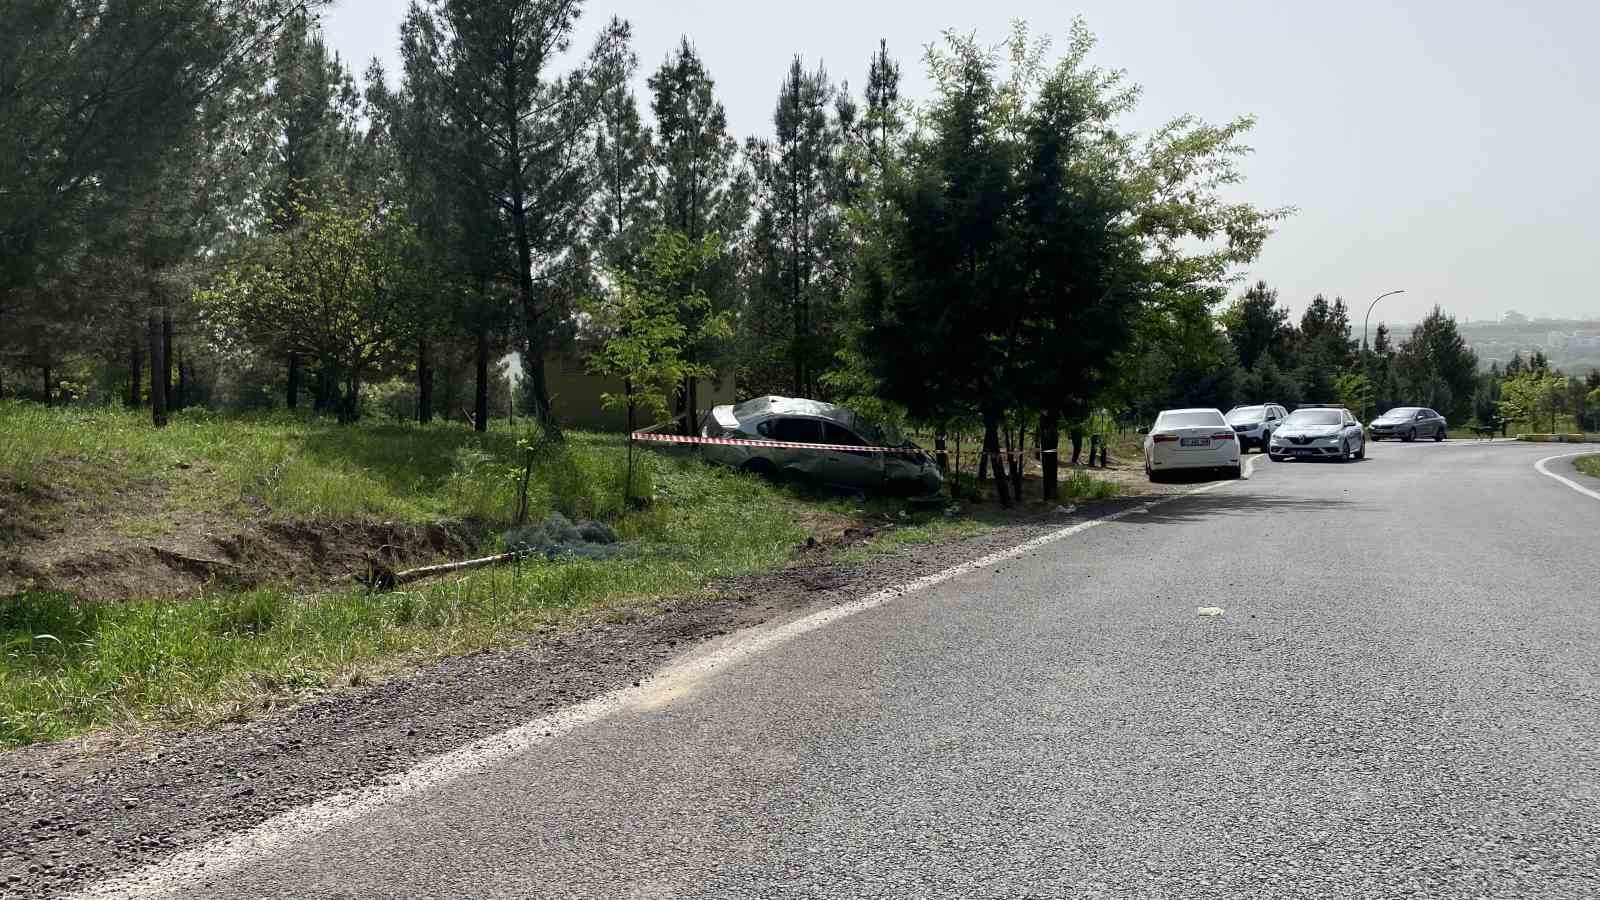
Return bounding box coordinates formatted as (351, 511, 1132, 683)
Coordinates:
(729, 395, 863, 430)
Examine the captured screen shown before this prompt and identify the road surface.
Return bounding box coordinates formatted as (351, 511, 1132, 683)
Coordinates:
(83, 441, 1600, 899)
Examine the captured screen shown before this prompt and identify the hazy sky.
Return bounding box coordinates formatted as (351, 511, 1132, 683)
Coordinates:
(322, 0, 1599, 327)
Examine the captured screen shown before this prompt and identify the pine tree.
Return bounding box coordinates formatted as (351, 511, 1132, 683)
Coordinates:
(592, 80, 655, 273)
(647, 39, 748, 429)
(399, 0, 632, 430)
(746, 57, 851, 398)
(1223, 281, 1292, 371)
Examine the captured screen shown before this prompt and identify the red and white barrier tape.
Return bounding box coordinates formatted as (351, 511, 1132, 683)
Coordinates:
(631, 431, 1088, 460)
(630, 431, 931, 456)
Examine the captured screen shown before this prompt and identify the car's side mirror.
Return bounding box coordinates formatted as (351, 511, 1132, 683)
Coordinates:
(1136, 426, 1149, 435)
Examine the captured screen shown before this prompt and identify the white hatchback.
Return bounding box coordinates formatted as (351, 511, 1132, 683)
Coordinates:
(1142, 408, 1242, 482)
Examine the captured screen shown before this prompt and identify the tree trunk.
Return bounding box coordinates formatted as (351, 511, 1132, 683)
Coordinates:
(148, 306, 168, 428)
(312, 362, 333, 413)
(983, 410, 1011, 508)
(417, 338, 433, 424)
(342, 368, 362, 424)
(1011, 418, 1025, 499)
(175, 345, 187, 410)
(1040, 411, 1060, 502)
(287, 352, 301, 409)
(40, 363, 52, 406)
(474, 326, 489, 434)
(683, 375, 699, 436)
(934, 429, 949, 475)
(522, 335, 555, 434)
(161, 305, 174, 411)
(127, 329, 143, 408)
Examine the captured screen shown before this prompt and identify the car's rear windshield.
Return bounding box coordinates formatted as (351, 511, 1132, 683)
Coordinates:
(1157, 411, 1225, 428)
(1285, 410, 1343, 426)
(1381, 407, 1420, 418)
(1226, 406, 1265, 424)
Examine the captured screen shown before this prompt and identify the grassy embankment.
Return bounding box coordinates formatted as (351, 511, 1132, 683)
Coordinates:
(1577, 456, 1600, 479)
(0, 402, 1118, 747)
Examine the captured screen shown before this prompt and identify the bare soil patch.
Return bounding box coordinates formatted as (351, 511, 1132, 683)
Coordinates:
(1, 472, 488, 601)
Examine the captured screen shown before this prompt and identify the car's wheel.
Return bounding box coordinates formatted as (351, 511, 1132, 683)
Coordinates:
(1356, 439, 1366, 460)
(739, 458, 778, 481)
(1404, 428, 1417, 443)
(1230, 463, 1243, 479)
(1434, 427, 1445, 442)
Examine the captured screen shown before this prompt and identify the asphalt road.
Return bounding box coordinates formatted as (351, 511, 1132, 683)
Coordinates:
(84, 441, 1600, 900)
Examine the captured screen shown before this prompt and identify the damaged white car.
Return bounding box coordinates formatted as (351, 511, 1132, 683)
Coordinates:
(698, 396, 943, 496)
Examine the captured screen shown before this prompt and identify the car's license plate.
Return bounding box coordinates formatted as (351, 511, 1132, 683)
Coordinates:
(1292, 448, 1314, 455)
(1180, 437, 1209, 447)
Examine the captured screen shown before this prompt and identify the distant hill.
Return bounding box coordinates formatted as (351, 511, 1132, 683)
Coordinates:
(1380, 316, 1600, 375)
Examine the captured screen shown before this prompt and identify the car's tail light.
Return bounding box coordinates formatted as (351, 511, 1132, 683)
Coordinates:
(1211, 433, 1235, 441)
(1152, 434, 1179, 443)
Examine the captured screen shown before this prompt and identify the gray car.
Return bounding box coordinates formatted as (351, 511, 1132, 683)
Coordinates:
(1369, 407, 1447, 442)
(697, 396, 943, 495)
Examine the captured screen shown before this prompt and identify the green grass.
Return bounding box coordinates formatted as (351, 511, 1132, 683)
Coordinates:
(1577, 456, 1600, 480)
(0, 452, 803, 747)
(0, 401, 646, 526)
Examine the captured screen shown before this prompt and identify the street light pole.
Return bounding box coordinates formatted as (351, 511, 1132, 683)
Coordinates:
(1361, 289, 1406, 424)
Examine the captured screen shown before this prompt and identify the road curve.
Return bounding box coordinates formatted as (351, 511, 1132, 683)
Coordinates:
(82, 440, 1600, 900)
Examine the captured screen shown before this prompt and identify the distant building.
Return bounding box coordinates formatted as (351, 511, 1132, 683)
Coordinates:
(544, 347, 737, 432)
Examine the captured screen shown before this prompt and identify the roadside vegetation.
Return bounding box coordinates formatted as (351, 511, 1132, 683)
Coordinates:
(0, 403, 1123, 747)
(1577, 456, 1600, 479)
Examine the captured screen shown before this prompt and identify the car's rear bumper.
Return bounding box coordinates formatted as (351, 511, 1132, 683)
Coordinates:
(1150, 447, 1240, 470)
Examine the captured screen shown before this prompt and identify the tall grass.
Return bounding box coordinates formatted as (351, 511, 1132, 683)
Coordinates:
(0, 456, 797, 746)
(0, 401, 646, 525)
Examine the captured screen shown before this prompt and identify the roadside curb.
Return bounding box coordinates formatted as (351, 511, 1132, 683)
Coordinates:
(1517, 433, 1598, 443)
(1534, 451, 1600, 503)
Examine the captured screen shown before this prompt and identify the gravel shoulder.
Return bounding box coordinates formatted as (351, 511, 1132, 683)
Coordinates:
(0, 500, 1138, 898)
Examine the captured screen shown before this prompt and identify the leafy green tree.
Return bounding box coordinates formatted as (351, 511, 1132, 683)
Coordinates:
(854, 22, 1282, 504)
(583, 230, 731, 501)
(1498, 370, 1567, 434)
(1334, 372, 1374, 419)
(199, 193, 425, 422)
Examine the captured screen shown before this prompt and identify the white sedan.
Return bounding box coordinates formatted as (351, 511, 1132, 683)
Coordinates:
(1141, 408, 1242, 482)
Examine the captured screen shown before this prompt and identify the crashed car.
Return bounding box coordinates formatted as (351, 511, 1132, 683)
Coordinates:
(698, 396, 943, 496)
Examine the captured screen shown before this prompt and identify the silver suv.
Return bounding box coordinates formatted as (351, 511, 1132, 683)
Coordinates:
(1225, 403, 1288, 452)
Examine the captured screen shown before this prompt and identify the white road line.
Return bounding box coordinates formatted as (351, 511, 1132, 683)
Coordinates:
(1535, 451, 1600, 503)
(71, 467, 1253, 900)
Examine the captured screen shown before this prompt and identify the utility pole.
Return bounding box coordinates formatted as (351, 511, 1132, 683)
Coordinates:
(1362, 289, 1406, 424)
